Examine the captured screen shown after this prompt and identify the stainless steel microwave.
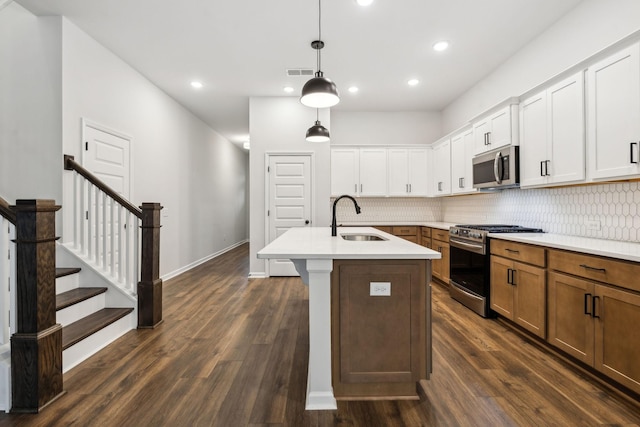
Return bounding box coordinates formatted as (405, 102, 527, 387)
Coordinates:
(472, 146, 519, 190)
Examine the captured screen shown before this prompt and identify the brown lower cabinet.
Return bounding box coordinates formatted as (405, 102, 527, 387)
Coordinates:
(548, 263, 640, 395)
(490, 240, 546, 338)
(431, 230, 450, 285)
(331, 259, 430, 399)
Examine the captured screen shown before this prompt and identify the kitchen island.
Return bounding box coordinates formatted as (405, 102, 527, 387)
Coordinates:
(257, 227, 441, 410)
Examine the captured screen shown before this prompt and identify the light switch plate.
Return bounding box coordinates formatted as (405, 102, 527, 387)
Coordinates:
(370, 282, 391, 296)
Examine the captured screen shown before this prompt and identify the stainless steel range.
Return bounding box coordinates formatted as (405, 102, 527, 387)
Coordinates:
(449, 224, 543, 317)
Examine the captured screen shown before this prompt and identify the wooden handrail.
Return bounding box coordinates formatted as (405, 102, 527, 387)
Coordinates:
(0, 196, 16, 224)
(64, 155, 142, 219)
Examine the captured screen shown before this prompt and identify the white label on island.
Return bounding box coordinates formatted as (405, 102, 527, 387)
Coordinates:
(370, 282, 391, 296)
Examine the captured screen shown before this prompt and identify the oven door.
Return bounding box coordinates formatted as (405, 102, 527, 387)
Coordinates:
(449, 237, 490, 298)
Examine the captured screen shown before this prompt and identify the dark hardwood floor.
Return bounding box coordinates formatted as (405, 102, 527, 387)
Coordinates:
(1, 243, 639, 426)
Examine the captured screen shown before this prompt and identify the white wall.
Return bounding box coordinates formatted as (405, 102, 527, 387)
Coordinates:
(442, 0, 640, 133)
(249, 98, 331, 277)
(331, 111, 441, 146)
(60, 19, 248, 278)
(0, 3, 62, 203)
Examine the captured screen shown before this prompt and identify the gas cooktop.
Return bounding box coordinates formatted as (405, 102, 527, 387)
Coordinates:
(455, 224, 544, 233)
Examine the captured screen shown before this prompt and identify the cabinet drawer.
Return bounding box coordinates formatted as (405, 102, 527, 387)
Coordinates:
(548, 249, 640, 293)
(392, 226, 417, 236)
(431, 229, 449, 243)
(421, 227, 431, 239)
(491, 239, 545, 267)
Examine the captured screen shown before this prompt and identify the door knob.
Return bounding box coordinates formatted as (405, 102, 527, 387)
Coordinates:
(305, 220, 310, 225)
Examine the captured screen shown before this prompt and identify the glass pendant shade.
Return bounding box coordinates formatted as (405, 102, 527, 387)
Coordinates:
(306, 120, 330, 142)
(300, 71, 340, 108)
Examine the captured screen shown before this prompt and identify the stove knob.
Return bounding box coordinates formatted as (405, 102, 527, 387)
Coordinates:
(451, 229, 458, 235)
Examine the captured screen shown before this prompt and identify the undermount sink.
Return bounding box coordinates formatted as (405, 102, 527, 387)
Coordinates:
(340, 233, 387, 241)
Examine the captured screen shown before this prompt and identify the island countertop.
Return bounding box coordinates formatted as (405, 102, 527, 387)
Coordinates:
(257, 226, 441, 260)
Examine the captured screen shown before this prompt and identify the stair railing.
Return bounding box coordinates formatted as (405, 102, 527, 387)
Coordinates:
(64, 155, 163, 328)
(0, 197, 16, 347)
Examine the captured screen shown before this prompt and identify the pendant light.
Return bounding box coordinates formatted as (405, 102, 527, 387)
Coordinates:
(306, 109, 330, 142)
(300, 0, 340, 108)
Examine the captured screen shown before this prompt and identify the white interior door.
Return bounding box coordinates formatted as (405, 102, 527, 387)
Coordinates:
(81, 120, 132, 266)
(267, 154, 312, 276)
(82, 121, 131, 198)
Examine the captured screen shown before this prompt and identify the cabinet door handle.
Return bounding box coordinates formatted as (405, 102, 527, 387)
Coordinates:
(540, 160, 545, 177)
(545, 160, 551, 176)
(584, 293, 593, 316)
(592, 295, 601, 319)
(360, 184, 363, 193)
(579, 264, 606, 273)
(486, 132, 491, 145)
(506, 268, 512, 284)
(438, 182, 443, 192)
(505, 248, 520, 254)
(507, 268, 517, 285)
(355, 184, 358, 193)
(631, 142, 638, 164)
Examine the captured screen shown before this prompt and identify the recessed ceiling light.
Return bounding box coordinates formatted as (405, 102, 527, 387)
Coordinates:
(348, 86, 359, 93)
(407, 79, 420, 86)
(190, 81, 203, 89)
(283, 86, 295, 93)
(433, 40, 450, 52)
(356, 0, 373, 6)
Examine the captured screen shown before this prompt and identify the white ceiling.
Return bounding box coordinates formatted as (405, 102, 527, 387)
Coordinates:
(15, 0, 584, 144)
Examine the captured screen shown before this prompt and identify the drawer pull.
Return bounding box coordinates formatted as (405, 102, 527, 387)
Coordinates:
(505, 248, 520, 254)
(579, 264, 606, 273)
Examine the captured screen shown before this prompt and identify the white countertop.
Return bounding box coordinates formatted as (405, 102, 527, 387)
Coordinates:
(489, 233, 640, 263)
(257, 227, 441, 260)
(339, 221, 456, 230)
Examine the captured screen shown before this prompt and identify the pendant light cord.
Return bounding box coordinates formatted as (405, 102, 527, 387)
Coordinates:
(317, 0, 322, 72)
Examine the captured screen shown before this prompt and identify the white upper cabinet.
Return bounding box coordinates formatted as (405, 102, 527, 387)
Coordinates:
(587, 43, 640, 181)
(450, 127, 476, 194)
(520, 72, 585, 188)
(473, 102, 519, 155)
(359, 148, 388, 196)
(331, 148, 359, 197)
(388, 148, 429, 196)
(431, 138, 451, 196)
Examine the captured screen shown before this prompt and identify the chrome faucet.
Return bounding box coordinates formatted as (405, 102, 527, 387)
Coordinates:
(331, 195, 361, 236)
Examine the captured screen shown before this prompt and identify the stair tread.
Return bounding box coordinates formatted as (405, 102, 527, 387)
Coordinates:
(62, 307, 134, 350)
(56, 287, 108, 311)
(56, 267, 81, 278)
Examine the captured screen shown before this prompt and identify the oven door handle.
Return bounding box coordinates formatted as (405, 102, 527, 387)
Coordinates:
(449, 237, 485, 255)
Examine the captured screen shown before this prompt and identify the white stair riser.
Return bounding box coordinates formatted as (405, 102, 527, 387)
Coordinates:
(62, 312, 135, 373)
(57, 294, 106, 327)
(56, 274, 79, 294)
(0, 348, 9, 412)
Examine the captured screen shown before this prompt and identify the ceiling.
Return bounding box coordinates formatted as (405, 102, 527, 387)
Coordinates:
(15, 0, 584, 145)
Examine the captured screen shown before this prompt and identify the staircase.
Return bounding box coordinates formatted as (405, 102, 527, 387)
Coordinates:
(1, 158, 163, 413)
(55, 266, 134, 372)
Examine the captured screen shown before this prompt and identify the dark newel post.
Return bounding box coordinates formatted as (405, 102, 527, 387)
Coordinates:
(11, 200, 64, 413)
(138, 203, 163, 328)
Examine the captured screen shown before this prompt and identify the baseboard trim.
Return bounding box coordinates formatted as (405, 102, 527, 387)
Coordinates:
(161, 240, 248, 281)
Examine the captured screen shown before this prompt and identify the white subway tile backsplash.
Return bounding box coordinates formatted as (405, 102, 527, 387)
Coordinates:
(331, 181, 640, 243)
(331, 197, 441, 224)
(444, 182, 640, 242)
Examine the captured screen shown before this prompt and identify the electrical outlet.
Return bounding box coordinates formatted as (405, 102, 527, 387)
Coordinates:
(370, 282, 391, 296)
(586, 219, 601, 231)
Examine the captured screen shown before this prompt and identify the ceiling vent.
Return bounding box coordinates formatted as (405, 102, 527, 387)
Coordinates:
(287, 68, 315, 77)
